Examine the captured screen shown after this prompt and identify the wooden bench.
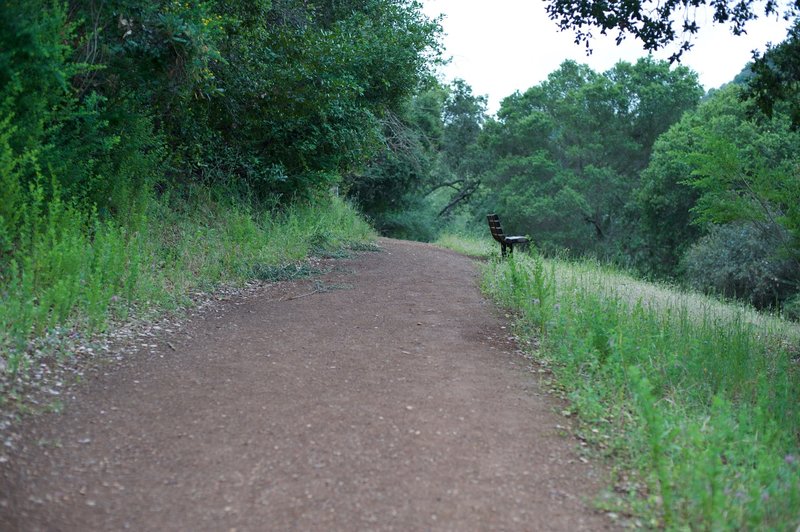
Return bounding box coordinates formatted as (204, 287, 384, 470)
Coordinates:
(487, 214, 529, 257)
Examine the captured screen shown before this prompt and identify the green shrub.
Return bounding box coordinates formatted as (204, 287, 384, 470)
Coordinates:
(783, 294, 800, 321)
(682, 222, 798, 309)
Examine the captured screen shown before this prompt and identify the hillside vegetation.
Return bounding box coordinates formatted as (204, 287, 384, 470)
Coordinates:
(359, 20, 800, 318)
(2, 1, 799, 525)
(440, 235, 800, 528)
(0, 0, 439, 387)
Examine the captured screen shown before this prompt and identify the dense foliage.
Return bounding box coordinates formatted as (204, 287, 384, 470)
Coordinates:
(745, 20, 800, 126)
(0, 0, 440, 368)
(483, 58, 702, 259)
(352, 21, 800, 313)
(0, 0, 440, 229)
(481, 0, 800, 309)
(638, 81, 800, 305)
(0, 0, 439, 254)
(358, 59, 703, 254)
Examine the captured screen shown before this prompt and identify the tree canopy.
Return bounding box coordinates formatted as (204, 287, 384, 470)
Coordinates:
(480, 58, 702, 257)
(743, 20, 800, 126)
(545, 0, 800, 62)
(0, 0, 442, 262)
(0, 0, 442, 214)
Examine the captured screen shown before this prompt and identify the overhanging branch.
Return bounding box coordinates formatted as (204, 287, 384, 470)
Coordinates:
(438, 181, 480, 217)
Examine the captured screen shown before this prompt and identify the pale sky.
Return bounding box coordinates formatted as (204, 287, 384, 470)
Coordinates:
(421, 0, 793, 114)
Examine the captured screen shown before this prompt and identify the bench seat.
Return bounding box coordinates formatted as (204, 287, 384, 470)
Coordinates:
(487, 214, 529, 257)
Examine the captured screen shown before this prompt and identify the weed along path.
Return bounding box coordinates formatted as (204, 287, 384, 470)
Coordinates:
(1, 239, 609, 531)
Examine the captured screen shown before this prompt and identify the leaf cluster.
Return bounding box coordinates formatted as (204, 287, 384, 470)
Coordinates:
(744, 18, 800, 127)
(545, 0, 800, 62)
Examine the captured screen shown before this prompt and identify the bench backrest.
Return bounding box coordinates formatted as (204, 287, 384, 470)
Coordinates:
(486, 214, 506, 243)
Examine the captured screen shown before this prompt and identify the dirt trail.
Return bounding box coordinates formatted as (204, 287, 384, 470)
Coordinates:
(0, 239, 609, 531)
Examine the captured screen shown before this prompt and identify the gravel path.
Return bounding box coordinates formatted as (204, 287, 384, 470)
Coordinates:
(0, 238, 609, 531)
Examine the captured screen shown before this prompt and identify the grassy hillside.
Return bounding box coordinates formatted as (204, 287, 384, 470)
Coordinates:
(0, 193, 374, 389)
(439, 234, 800, 529)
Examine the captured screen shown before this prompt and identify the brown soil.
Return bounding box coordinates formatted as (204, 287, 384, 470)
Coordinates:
(0, 238, 610, 531)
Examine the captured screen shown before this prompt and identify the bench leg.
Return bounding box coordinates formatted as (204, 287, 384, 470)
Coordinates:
(501, 243, 508, 258)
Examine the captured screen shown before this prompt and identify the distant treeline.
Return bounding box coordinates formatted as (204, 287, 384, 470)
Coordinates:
(354, 22, 800, 315)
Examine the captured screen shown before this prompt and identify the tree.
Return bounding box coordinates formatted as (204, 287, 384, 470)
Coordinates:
(60, 0, 442, 200)
(0, 0, 445, 263)
(637, 82, 800, 302)
(545, 0, 800, 135)
(636, 96, 714, 277)
(684, 89, 800, 266)
(345, 80, 447, 234)
(431, 79, 489, 218)
(545, 0, 800, 62)
(481, 59, 701, 257)
(743, 19, 800, 127)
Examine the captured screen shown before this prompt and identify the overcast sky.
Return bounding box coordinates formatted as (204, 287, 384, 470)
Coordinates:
(421, 0, 793, 114)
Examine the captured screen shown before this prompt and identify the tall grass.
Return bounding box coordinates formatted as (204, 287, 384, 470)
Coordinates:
(0, 188, 374, 380)
(441, 235, 800, 529)
(434, 233, 495, 258)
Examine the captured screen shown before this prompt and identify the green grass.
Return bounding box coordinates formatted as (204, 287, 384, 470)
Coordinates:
(434, 233, 496, 258)
(438, 234, 800, 529)
(0, 191, 374, 381)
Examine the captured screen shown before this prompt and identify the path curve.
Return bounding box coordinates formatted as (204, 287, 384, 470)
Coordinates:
(1, 239, 609, 531)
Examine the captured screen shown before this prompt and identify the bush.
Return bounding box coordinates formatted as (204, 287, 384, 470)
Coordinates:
(783, 294, 800, 322)
(682, 223, 799, 308)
